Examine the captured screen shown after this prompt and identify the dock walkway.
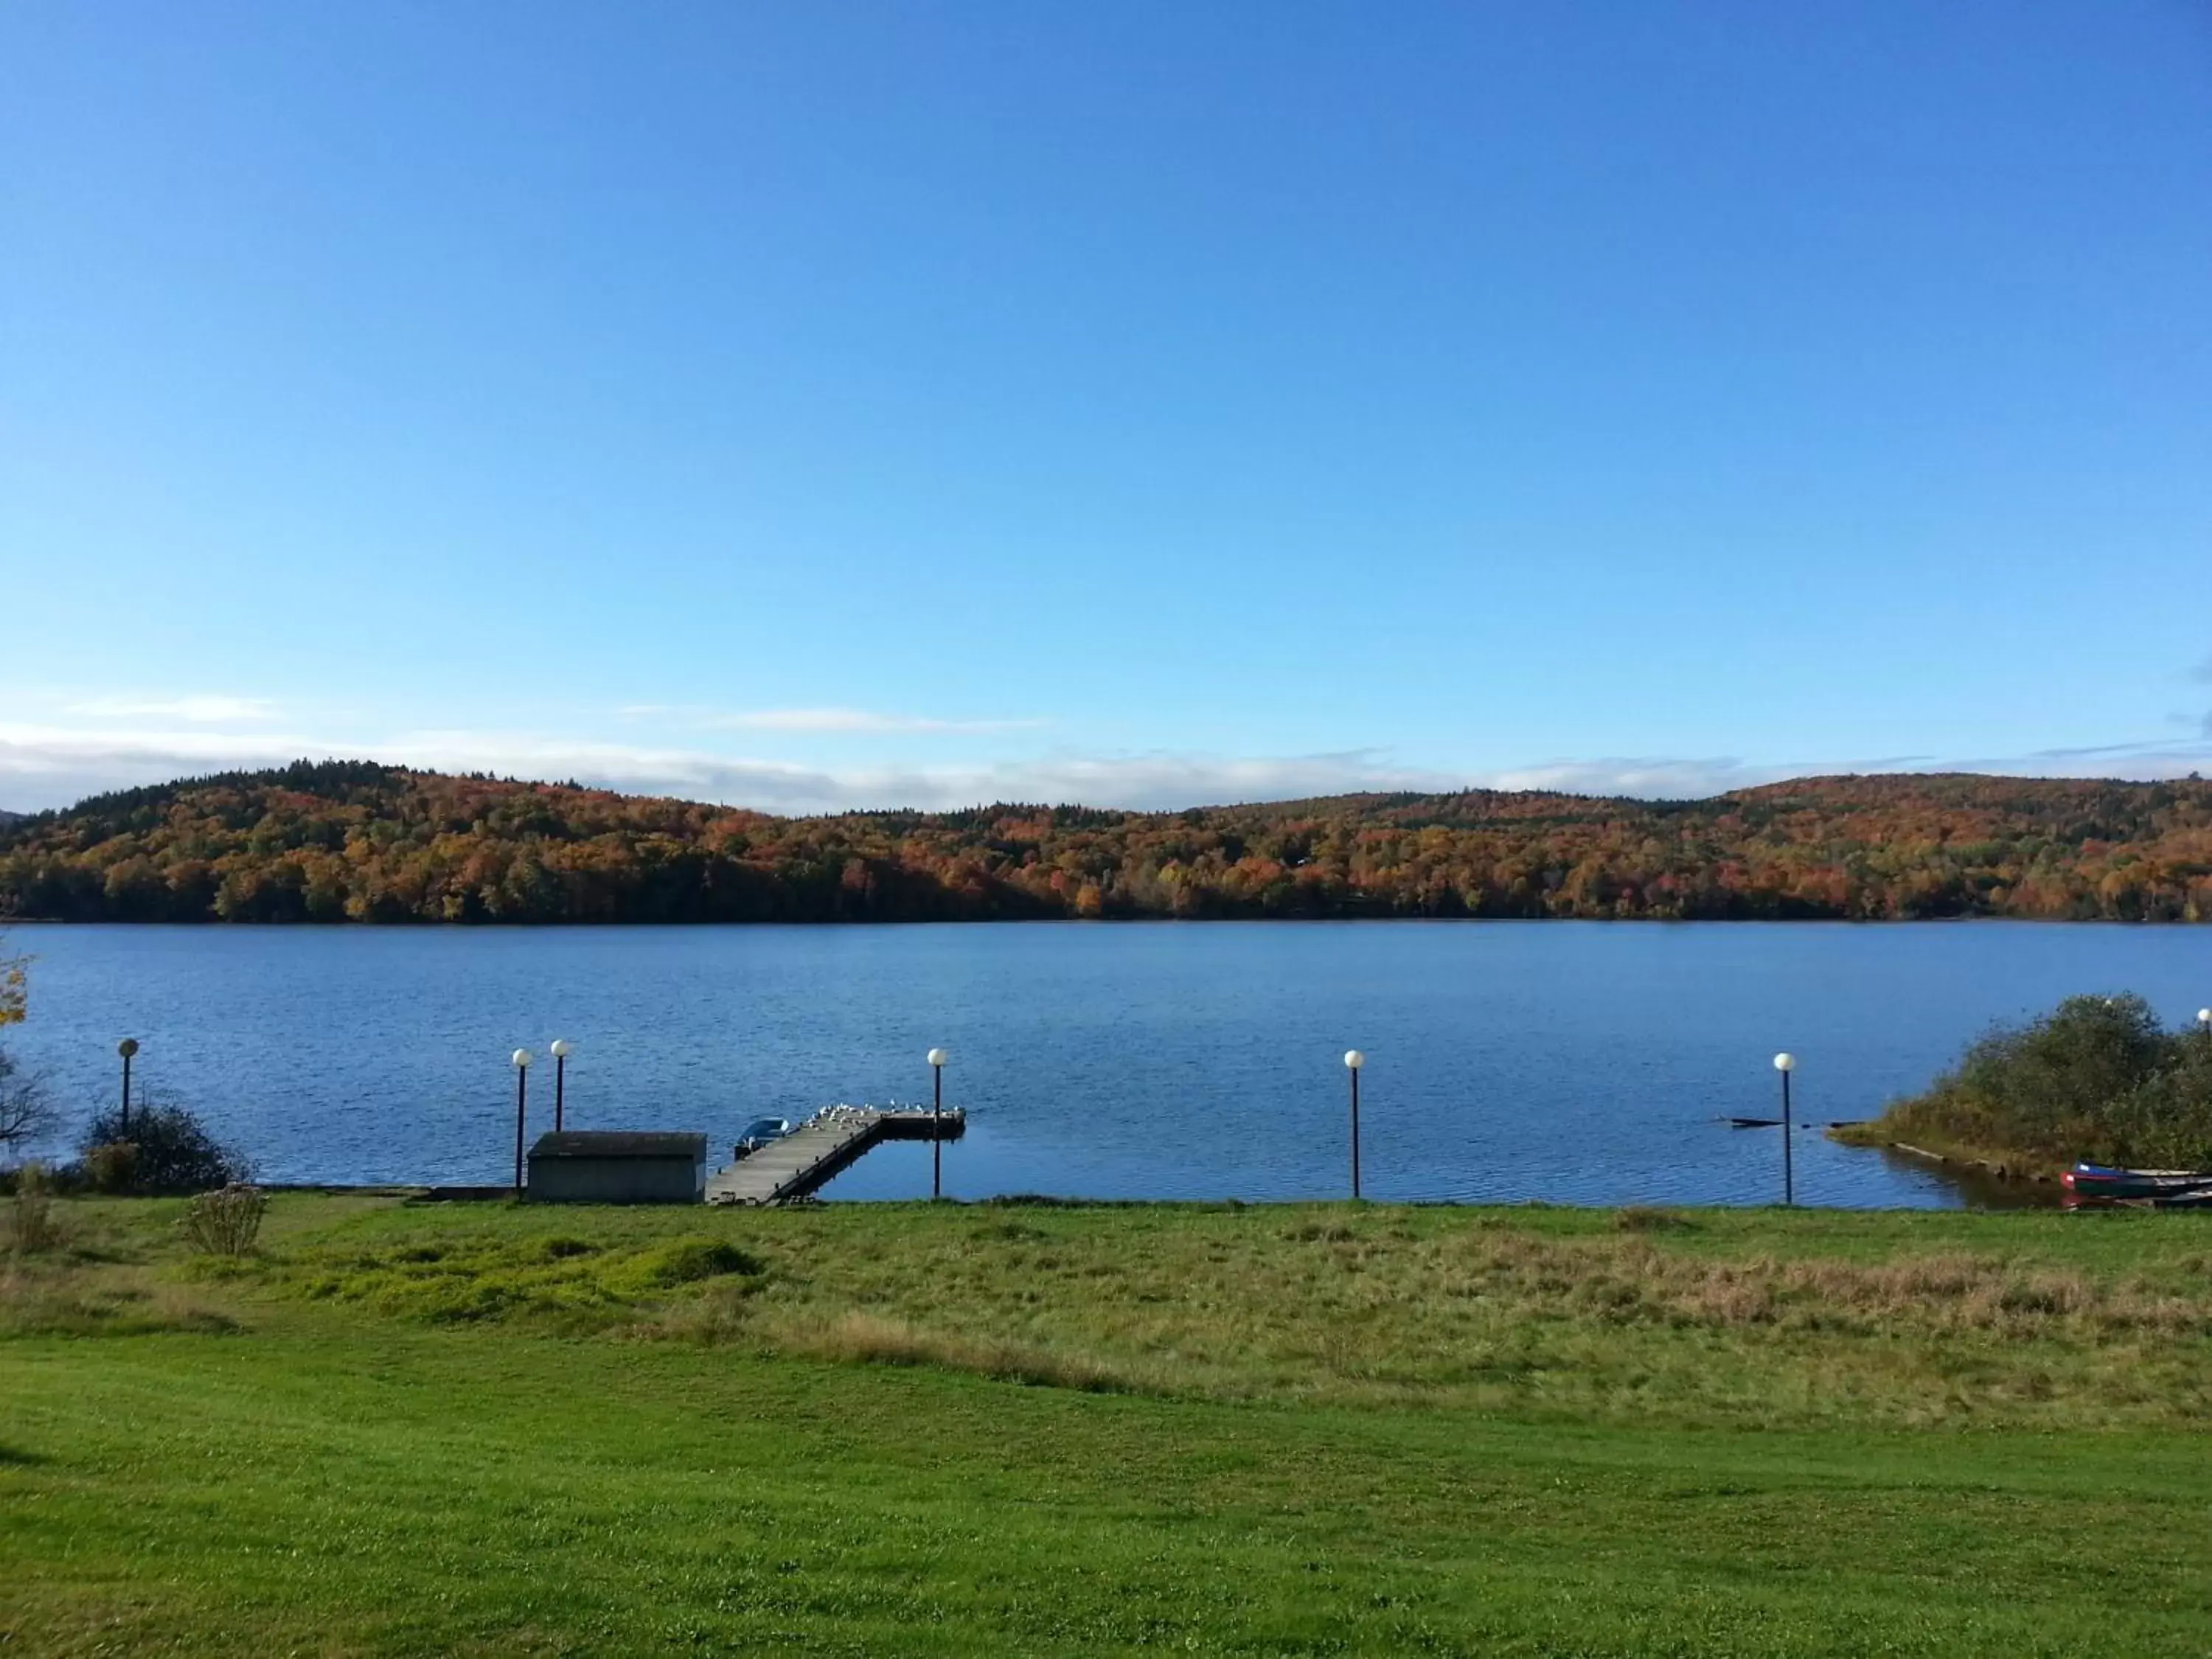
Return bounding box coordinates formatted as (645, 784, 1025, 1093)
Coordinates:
(706, 1107, 964, 1206)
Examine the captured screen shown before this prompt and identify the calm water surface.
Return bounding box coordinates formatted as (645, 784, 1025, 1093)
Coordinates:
(9, 922, 2211, 1206)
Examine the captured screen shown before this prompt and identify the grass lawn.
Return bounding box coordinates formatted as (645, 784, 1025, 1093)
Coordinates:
(6, 1194, 2212, 1655)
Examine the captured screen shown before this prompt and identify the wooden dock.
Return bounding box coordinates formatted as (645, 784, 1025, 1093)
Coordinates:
(706, 1107, 966, 1206)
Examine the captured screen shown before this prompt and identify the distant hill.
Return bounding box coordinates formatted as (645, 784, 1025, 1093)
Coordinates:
(0, 759, 2207, 923)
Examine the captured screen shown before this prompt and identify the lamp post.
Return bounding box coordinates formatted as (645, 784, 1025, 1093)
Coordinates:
(1343, 1050, 1366, 1200)
(927, 1048, 949, 1199)
(1773, 1053, 1796, 1206)
(511, 1048, 532, 1194)
(116, 1038, 139, 1133)
(549, 1039, 573, 1131)
(2199, 1009, 2211, 1046)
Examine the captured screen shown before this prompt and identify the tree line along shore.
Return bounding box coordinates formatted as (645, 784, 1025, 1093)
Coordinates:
(1, 759, 2209, 924)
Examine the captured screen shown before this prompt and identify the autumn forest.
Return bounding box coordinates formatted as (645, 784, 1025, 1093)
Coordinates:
(1, 760, 2208, 925)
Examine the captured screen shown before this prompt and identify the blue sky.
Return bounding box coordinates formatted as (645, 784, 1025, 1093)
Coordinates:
(3, 1, 2209, 813)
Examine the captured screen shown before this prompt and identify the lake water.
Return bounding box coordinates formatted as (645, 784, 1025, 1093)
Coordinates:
(6, 922, 2211, 1206)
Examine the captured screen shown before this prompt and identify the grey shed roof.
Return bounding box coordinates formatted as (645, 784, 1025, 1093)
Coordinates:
(529, 1131, 709, 1160)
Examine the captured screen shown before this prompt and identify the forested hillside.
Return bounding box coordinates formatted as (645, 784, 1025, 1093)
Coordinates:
(1, 760, 2208, 923)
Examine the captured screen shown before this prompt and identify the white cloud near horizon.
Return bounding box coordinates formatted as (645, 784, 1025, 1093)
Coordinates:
(616, 705, 1049, 734)
(4, 720, 2212, 818)
(59, 694, 279, 723)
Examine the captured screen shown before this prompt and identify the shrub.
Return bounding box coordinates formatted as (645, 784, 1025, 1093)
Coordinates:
(2103, 1039, 2212, 1169)
(83, 1141, 139, 1193)
(6, 1162, 61, 1254)
(77, 1101, 245, 1194)
(1949, 994, 2168, 1147)
(1862, 995, 2212, 1169)
(180, 1184, 268, 1256)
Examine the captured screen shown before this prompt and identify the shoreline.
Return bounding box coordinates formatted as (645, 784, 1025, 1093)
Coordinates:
(5, 912, 2204, 927)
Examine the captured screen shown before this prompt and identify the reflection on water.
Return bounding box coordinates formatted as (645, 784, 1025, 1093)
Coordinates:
(1865, 1147, 2062, 1210)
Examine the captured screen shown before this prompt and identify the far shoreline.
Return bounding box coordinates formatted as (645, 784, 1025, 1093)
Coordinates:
(7, 912, 2201, 928)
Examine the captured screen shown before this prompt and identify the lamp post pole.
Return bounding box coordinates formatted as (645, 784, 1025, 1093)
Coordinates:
(511, 1049, 532, 1194)
(2199, 1009, 2211, 1047)
(1773, 1053, 1797, 1206)
(927, 1048, 949, 1199)
(116, 1038, 139, 1133)
(1343, 1050, 1366, 1200)
(550, 1040, 572, 1132)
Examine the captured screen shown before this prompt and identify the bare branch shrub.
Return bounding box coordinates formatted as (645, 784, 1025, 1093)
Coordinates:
(180, 1184, 268, 1256)
(0, 1046, 55, 1165)
(0, 925, 57, 1170)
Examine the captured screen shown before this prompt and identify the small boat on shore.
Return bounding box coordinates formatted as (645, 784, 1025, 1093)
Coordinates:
(2061, 1164, 2212, 1206)
(732, 1117, 793, 1158)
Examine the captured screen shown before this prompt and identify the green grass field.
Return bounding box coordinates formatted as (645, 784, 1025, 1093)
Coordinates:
(7, 1194, 2212, 1655)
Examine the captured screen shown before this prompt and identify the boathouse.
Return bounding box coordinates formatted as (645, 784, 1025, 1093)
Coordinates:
(526, 1131, 709, 1204)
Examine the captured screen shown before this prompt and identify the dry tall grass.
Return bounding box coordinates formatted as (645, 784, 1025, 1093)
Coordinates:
(1450, 1231, 2195, 1337)
(676, 1211, 2212, 1425)
(761, 1310, 1151, 1394)
(116, 1196, 2212, 1428)
(1, 1196, 238, 1337)
(1, 1256, 238, 1337)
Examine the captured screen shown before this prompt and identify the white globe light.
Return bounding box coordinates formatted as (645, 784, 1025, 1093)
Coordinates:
(1344, 1049, 1366, 1071)
(928, 1048, 950, 1068)
(549, 1039, 573, 1058)
(512, 1048, 532, 1068)
(2199, 1009, 2211, 1025)
(1773, 1052, 1796, 1071)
